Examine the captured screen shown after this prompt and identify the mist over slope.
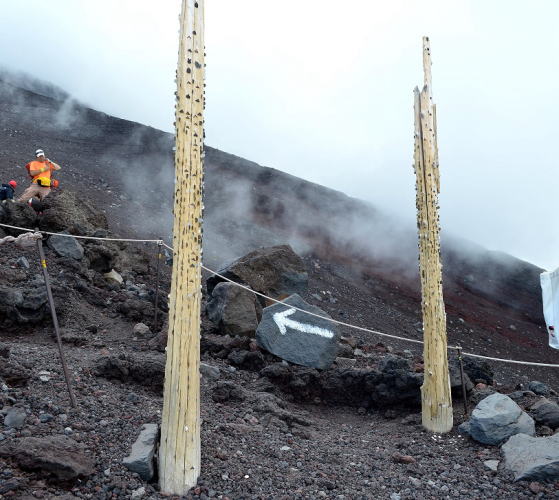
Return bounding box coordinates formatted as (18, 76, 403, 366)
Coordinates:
(0, 71, 549, 360)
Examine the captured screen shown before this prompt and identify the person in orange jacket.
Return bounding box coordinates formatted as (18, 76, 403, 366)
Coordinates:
(18, 149, 61, 202)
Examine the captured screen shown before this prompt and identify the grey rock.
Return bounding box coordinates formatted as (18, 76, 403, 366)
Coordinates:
(530, 398, 559, 429)
(462, 357, 495, 385)
(449, 360, 474, 395)
(200, 362, 221, 380)
(256, 294, 339, 370)
(16, 256, 30, 269)
(47, 232, 84, 260)
(459, 393, 535, 445)
(0, 435, 94, 480)
(0, 284, 47, 324)
(0, 287, 23, 308)
(484, 460, 499, 471)
(528, 381, 551, 396)
(207, 281, 261, 337)
(132, 323, 151, 336)
(502, 433, 559, 481)
(123, 423, 158, 481)
(4, 407, 26, 429)
(39, 413, 54, 423)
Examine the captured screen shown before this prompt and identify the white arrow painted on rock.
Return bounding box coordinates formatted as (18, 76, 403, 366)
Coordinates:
(273, 308, 334, 339)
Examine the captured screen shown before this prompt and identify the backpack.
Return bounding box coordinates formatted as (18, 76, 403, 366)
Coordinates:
(0, 185, 13, 201)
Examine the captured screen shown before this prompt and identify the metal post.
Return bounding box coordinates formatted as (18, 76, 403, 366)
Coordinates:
(36, 232, 77, 408)
(153, 240, 162, 331)
(456, 346, 469, 416)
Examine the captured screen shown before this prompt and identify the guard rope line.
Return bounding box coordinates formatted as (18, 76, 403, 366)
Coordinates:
(0, 222, 163, 244)
(2, 222, 557, 368)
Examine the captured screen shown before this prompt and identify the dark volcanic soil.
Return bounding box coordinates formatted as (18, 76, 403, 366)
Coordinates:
(1, 74, 559, 499)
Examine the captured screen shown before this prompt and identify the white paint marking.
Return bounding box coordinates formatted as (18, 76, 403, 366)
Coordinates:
(273, 308, 334, 339)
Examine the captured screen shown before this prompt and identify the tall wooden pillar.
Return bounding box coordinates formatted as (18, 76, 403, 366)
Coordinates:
(413, 36, 453, 433)
(159, 0, 205, 493)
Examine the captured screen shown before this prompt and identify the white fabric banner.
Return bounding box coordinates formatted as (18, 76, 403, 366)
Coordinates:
(541, 267, 559, 350)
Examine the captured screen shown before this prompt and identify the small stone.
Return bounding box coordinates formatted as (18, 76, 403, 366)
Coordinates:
(4, 407, 26, 429)
(200, 363, 220, 380)
(483, 460, 499, 472)
(39, 414, 54, 423)
(64, 427, 73, 435)
(280, 446, 291, 451)
(133, 323, 151, 336)
(104, 269, 123, 284)
(16, 256, 30, 269)
(392, 453, 416, 464)
(409, 477, 421, 488)
(131, 486, 146, 498)
(529, 481, 543, 494)
(103, 468, 111, 477)
(390, 493, 401, 500)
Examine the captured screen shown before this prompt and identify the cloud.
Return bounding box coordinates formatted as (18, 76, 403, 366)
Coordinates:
(0, 0, 557, 269)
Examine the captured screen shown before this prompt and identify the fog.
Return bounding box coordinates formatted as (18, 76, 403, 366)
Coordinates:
(0, 0, 557, 269)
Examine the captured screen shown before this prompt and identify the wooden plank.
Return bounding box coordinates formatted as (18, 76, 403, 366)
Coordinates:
(159, 0, 205, 493)
(413, 36, 453, 433)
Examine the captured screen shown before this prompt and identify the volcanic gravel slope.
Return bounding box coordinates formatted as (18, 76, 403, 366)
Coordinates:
(1, 73, 559, 499)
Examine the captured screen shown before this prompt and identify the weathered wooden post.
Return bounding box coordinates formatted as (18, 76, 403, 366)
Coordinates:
(159, 0, 205, 494)
(413, 36, 453, 433)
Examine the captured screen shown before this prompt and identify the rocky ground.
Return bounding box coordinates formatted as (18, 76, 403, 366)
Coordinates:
(1, 73, 559, 499)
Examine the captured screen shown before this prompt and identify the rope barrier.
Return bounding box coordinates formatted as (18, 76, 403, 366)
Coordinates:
(2, 221, 558, 368)
(0, 222, 162, 244)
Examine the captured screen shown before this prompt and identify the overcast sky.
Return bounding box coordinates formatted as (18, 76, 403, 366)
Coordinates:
(0, 1, 557, 269)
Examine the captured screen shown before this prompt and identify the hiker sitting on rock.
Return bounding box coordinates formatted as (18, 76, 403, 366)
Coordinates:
(18, 148, 61, 202)
(0, 180, 17, 202)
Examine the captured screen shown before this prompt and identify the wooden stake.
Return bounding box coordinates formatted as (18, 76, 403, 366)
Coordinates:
(159, 0, 205, 494)
(413, 36, 453, 433)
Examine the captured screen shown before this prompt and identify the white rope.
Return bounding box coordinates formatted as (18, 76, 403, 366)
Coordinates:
(0, 222, 163, 244)
(4, 223, 557, 368)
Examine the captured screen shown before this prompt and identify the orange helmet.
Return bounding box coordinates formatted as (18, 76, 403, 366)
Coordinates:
(51, 179, 59, 188)
(8, 180, 17, 188)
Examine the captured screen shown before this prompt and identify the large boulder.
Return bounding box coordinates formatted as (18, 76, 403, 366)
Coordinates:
(47, 232, 84, 260)
(530, 398, 559, 429)
(261, 354, 423, 409)
(0, 435, 94, 481)
(256, 294, 339, 370)
(207, 281, 262, 337)
(0, 357, 31, 386)
(206, 245, 308, 301)
(370, 355, 423, 406)
(462, 357, 495, 385)
(85, 243, 116, 273)
(459, 393, 535, 445)
(449, 360, 474, 396)
(502, 433, 559, 482)
(0, 284, 47, 324)
(95, 354, 164, 392)
(39, 190, 108, 235)
(528, 381, 551, 396)
(0, 202, 37, 233)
